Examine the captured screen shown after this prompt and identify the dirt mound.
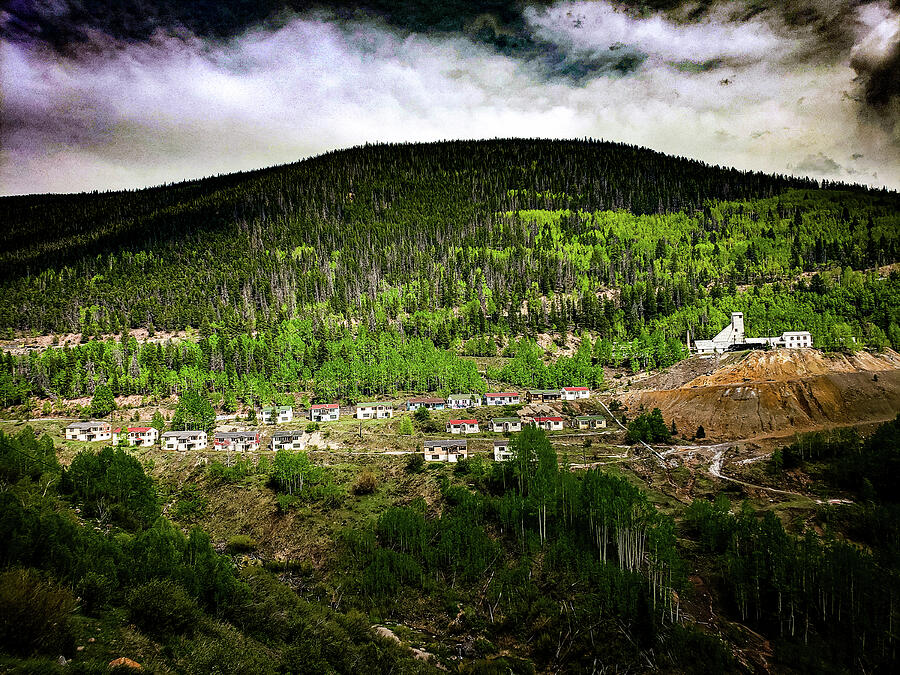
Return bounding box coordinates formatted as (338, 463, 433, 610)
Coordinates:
(623, 349, 900, 441)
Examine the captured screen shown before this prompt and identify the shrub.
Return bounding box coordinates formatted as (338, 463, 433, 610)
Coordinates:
(128, 579, 200, 638)
(405, 453, 425, 474)
(0, 568, 75, 656)
(78, 570, 113, 615)
(352, 470, 378, 495)
(227, 535, 258, 553)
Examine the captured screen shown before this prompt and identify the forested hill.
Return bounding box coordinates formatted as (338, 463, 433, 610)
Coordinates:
(1, 139, 898, 346)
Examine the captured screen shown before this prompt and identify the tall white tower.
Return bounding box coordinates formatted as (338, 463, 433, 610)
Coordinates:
(730, 312, 745, 343)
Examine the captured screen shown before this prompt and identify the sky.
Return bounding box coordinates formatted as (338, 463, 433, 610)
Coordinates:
(2, 0, 899, 195)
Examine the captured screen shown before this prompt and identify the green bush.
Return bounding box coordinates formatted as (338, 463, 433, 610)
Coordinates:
(78, 570, 113, 615)
(227, 535, 258, 553)
(0, 568, 75, 656)
(128, 579, 200, 638)
(405, 453, 425, 474)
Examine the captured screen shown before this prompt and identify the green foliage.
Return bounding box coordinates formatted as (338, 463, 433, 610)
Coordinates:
(90, 383, 116, 417)
(404, 452, 425, 474)
(0, 426, 59, 482)
(151, 409, 166, 433)
(684, 495, 898, 671)
(171, 388, 216, 433)
(62, 446, 159, 528)
(398, 415, 414, 436)
(174, 483, 209, 522)
(226, 534, 257, 553)
(625, 408, 672, 444)
(128, 579, 201, 637)
(0, 568, 75, 657)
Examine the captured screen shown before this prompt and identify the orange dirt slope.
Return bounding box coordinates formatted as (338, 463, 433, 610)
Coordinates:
(622, 349, 900, 441)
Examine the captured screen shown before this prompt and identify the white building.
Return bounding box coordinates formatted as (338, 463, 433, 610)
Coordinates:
(490, 417, 522, 433)
(493, 440, 513, 462)
(355, 402, 393, 420)
(446, 419, 479, 434)
(484, 392, 522, 406)
(424, 439, 468, 463)
(532, 416, 565, 432)
(112, 426, 159, 447)
(572, 416, 607, 430)
(270, 430, 305, 451)
(214, 431, 260, 453)
(64, 421, 112, 442)
(693, 312, 812, 354)
(261, 406, 293, 424)
(309, 403, 340, 422)
(162, 431, 207, 452)
(561, 387, 590, 401)
(447, 394, 479, 409)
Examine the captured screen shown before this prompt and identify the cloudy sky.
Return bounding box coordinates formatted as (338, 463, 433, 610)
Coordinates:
(2, 0, 899, 195)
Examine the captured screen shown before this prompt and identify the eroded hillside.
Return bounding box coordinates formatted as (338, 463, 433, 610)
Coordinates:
(622, 349, 900, 440)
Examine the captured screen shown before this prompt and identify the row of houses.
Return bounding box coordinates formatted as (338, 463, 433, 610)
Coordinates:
(254, 387, 593, 424)
(447, 414, 608, 434)
(409, 387, 590, 410)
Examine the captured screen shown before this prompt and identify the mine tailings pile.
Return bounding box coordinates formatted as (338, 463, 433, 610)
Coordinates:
(623, 349, 900, 441)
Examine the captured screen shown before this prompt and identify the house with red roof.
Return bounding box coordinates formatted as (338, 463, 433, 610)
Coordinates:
(309, 403, 340, 422)
(446, 419, 480, 434)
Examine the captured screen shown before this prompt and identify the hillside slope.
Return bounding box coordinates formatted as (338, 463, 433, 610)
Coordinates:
(623, 349, 900, 440)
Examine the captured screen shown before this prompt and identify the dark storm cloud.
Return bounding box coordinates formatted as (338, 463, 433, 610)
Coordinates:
(1, 1, 898, 194)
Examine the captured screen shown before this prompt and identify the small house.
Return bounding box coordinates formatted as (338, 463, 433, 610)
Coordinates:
(309, 403, 340, 422)
(261, 406, 293, 424)
(423, 439, 468, 463)
(572, 415, 607, 430)
(270, 430, 305, 451)
(447, 394, 479, 409)
(527, 389, 562, 403)
(484, 392, 521, 406)
(532, 416, 565, 432)
(64, 421, 112, 442)
(561, 387, 590, 401)
(446, 419, 479, 434)
(214, 431, 260, 453)
(162, 431, 207, 452)
(407, 397, 445, 411)
(355, 402, 393, 420)
(112, 426, 158, 447)
(490, 417, 522, 433)
(493, 440, 513, 462)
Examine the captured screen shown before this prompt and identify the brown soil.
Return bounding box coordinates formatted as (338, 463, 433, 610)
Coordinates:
(622, 349, 900, 441)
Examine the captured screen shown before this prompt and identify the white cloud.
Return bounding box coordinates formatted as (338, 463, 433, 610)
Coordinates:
(1, 2, 898, 195)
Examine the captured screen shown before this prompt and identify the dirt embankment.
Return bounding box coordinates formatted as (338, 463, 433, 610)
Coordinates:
(622, 349, 900, 441)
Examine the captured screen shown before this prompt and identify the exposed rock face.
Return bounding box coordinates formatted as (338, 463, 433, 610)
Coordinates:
(623, 349, 900, 440)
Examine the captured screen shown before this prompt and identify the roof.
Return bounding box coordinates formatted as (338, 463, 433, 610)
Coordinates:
(485, 392, 519, 397)
(215, 431, 258, 440)
(310, 403, 339, 409)
(409, 397, 444, 404)
(424, 439, 468, 449)
(529, 389, 560, 395)
(277, 406, 293, 412)
(448, 419, 477, 425)
(447, 394, 474, 400)
(112, 427, 122, 433)
(574, 415, 606, 421)
(67, 420, 105, 429)
(534, 416, 565, 422)
(128, 427, 152, 432)
(272, 430, 304, 439)
(163, 430, 205, 438)
(563, 387, 589, 392)
(357, 402, 391, 408)
(491, 417, 520, 423)
(493, 440, 511, 447)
